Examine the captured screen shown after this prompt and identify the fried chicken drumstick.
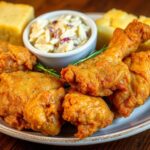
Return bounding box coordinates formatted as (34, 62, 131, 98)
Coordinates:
(110, 51, 150, 117)
(0, 71, 65, 135)
(61, 20, 150, 96)
(63, 90, 114, 139)
(0, 41, 36, 73)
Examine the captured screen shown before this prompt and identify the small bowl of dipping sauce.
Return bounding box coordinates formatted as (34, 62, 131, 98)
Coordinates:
(23, 10, 97, 69)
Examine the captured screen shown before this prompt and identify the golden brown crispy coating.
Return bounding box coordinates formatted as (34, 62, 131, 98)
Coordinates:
(0, 71, 65, 135)
(61, 20, 150, 96)
(110, 51, 150, 117)
(63, 91, 114, 139)
(24, 89, 65, 136)
(62, 62, 130, 96)
(0, 40, 36, 73)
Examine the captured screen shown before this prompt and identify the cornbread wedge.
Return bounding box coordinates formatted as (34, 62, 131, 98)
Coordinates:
(96, 9, 137, 48)
(0, 1, 34, 45)
(96, 9, 150, 49)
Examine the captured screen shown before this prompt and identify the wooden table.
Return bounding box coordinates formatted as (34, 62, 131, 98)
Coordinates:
(1, 0, 150, 149)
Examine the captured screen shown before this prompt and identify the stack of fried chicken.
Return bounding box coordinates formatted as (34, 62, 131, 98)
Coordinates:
(0, 20, 150, 139)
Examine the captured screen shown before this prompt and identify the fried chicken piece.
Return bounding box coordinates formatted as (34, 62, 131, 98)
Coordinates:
(0, 71, 65, 135)
(0, 40, 36, 73)
(63, 91, 114, 139)
(61, 20, 150, 96)
(24, 89, 65, 136)
(110, 51, 150, 117)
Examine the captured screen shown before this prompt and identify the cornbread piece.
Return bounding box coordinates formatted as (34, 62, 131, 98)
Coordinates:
(96, 9, 150, 49)
(0, 1, 34, 45)
(0, 40, 36, 73)
(96, 9, 137, 48)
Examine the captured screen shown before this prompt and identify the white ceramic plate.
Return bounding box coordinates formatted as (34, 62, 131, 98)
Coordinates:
(0, 13, 150, 146)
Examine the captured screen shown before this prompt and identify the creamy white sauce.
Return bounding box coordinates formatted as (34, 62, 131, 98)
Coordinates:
(29, 15, 91, 53)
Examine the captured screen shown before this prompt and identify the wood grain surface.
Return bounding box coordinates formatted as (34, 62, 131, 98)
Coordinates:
(1, 0, 150, 149)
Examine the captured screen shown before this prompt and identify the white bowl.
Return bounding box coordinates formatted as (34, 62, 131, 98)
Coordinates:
(23, 10, 97, 69)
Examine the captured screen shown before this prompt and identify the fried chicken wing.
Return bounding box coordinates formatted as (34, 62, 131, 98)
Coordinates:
(61, 20, 150, 96)
(63, 91, 114, 139)
(0, 41, 36, 73)
(0, 71, 65, 135)
(110, 51, 150, 117)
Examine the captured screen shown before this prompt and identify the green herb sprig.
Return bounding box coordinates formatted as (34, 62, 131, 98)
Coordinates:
(35, 63, 60, 78)
(72, 46, 107, 65)
(35, 47, 107, 78)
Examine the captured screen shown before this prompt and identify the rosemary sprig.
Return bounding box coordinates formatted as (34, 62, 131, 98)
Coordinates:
(35, 46, 107, 78)
(72, 46, 107, 65)
(35, 63, 60, 78)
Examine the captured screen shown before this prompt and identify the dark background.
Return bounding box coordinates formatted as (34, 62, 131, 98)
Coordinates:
(4, 0, 150, 16)
(1, 0, 150, 150)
